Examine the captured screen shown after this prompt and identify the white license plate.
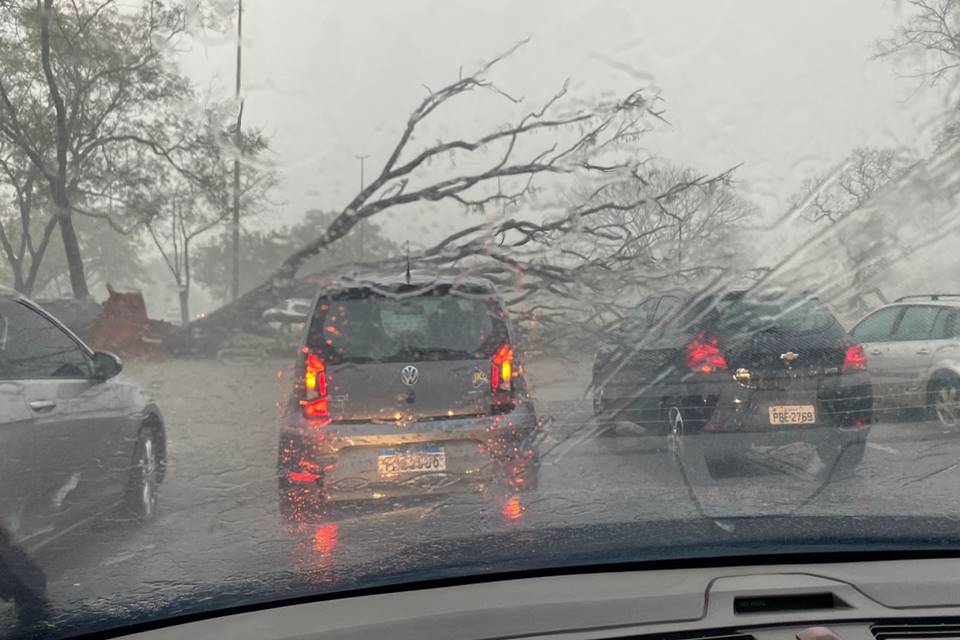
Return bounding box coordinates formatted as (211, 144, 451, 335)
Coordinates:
(377, 446, 446, 478)
(768, 405, 816, 425)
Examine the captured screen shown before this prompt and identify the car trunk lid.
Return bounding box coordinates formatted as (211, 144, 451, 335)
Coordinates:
(328, 358, 493, 421)
(711, 298, 851, 390)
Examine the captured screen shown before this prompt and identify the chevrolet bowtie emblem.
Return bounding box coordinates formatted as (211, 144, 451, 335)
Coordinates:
(780, 351, 800, 363)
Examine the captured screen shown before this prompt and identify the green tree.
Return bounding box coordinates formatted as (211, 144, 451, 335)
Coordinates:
(0, 142, 55, 294)
(0, 0, 192, 298)
(28, 213, 148, 297)
(138, 102, 279, 323)
(193, 210, 401, 304)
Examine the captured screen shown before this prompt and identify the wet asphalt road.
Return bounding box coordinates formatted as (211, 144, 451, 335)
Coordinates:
(7, 356, 960, 636)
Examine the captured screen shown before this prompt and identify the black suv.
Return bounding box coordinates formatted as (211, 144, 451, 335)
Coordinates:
(591, 288, 873, 479)
(277, 271, 540, 518)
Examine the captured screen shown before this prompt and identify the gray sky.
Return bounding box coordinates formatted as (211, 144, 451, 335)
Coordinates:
(183, 0, 952, 243)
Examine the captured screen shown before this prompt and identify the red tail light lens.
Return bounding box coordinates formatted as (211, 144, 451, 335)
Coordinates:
(685, 331, 727, 374)
(843, 344, 867, 372)
(287, 470, 321, 484)
(491, 344, 514, 392)
(301, 352, 329, 418)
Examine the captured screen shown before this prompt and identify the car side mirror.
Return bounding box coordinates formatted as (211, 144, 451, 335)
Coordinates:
(92, 351, 122, 381)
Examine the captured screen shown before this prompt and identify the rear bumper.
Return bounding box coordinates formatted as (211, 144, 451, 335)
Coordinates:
(602, 370, 873, 433)
(278, 401, 541, 502)
(686, 424, 870, 458)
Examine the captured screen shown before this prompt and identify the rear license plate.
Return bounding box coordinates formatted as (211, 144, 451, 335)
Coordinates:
(377, 446, 446, 478)
(768, 405, 816, 425)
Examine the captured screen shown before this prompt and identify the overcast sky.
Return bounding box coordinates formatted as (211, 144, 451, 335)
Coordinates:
(182, 0, 952, 244)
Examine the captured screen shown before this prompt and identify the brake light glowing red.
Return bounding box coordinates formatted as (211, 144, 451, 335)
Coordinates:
(843, 344, 867, 372)
(301, 352, 329, 418)
(685, 331, 727, 374)
(303, 398, 329, 417)
(287, 470, 320, 484)
(491, 344, 513, 392)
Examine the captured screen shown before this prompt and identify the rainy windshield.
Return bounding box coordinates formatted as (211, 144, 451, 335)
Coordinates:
(7, 0, 960, 637)
(307, 291, 507, 363)
(714, 297, 840, 335)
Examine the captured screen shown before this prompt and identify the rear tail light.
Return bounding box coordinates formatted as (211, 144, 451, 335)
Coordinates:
(287, 470, 321, 484)
(491, 344, 514, 392)
(685, 331, 727, 374)
(301, 351, 329, 418)
(491, 344, 516, 412)
(843, 344, 867, 372)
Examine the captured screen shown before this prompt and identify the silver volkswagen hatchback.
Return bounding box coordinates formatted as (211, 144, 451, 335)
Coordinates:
(276, 271, 540, 519)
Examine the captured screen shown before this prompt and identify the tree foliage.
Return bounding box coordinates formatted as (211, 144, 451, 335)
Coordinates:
(789, 147, 915, 313)
(193, 210, 401, 303)
(0, 0, 193, 297)
(876, 0, 960, 85)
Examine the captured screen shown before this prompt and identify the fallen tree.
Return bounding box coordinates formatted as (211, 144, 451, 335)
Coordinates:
(176, 40, 748, 355)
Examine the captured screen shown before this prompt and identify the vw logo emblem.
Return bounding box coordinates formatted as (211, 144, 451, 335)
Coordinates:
(400, 365, 420, 386)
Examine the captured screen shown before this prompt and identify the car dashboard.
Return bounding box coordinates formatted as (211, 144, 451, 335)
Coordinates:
(120, 557, 960, 640)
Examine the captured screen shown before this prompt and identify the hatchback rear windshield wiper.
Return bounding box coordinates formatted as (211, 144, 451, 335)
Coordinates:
(400, 347, 476, 360)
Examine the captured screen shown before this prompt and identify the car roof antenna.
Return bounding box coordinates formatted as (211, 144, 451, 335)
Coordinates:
(405, 241, 411, 284)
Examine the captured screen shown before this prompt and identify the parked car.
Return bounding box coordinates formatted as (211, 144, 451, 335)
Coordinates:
(0, 290, 166, 550)
(849, 294, 960, 425)
(591, 288, 873, 479)
(276, 272, 540, 519)
(262, 298, 312, 327)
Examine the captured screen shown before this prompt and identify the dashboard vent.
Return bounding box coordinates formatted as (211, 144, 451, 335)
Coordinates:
(872, 620, 960, 639)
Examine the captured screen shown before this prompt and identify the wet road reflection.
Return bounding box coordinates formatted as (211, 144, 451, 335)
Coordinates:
(7, 357, 960, 636)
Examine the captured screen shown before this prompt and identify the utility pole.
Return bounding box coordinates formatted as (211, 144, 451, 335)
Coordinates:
(230, 0, 244, 301)
(355, 154, 369, 260)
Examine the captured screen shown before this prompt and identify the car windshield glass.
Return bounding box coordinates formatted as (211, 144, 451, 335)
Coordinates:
(715, 298, 839, 334)
(307, 293, 506, 363)
(9, 1, 960, 638)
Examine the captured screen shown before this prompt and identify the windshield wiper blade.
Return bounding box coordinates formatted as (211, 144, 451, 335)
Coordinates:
(404, 347, 473, 359)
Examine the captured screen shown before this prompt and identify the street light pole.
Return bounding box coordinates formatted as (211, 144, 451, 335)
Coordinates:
(355, 154, 369, 260)
(230, 0, 244, 302)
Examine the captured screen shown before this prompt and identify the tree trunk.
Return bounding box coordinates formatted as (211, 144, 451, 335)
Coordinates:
(181, 238, 192, 325)
(53, 198, 89, 299)
(11, 269, 25, 294)
(40, 0, 88, 299)
(178, 287, 190, 326)
(23, 216, 59, 296)
(0, 226, 24, 292)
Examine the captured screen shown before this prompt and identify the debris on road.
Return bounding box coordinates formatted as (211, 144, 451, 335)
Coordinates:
(88, 285, 175, 358)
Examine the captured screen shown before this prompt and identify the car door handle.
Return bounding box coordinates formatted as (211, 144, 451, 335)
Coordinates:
(870, 349, 883, 355)
(28, 399, 57, 412)
(916, 349, 930, 355)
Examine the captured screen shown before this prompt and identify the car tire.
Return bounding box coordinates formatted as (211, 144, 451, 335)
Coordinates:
(929, 375, 960, 427)
(124, 427, 161, 523)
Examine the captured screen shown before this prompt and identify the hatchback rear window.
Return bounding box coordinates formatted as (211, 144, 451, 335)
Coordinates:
(715, 298, 839, 334)
(307, 291, 508, 364)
